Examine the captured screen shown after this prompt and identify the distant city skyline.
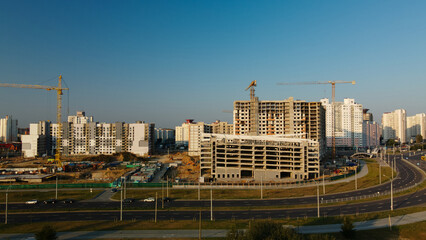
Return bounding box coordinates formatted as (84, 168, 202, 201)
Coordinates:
(1, 0, 426, 128)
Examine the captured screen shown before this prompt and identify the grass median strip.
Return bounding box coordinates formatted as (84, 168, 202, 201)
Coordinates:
(0, 190, 103, 202)
(112, 159, 393, 201)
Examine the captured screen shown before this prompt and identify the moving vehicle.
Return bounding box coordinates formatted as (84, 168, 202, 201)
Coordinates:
(62, 199, 75, 204)
(43, 199, 57, 204)
(25, 199, 38, 204)
(143, 197, 155, 202)
(123, 198, 135, 203)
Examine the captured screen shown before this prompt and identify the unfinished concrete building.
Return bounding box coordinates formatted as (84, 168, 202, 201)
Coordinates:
(233, 97, 325, 155)
(200, 134, 320, 182)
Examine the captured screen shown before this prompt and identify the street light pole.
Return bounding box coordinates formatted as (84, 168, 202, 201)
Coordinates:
(120, 177, 123, 221)
(316, 180, 320, 218)
(355, 162, 358, 190)
(5, 188, 8, 224)
(390, 159, 393, 211)
(56, 175, 58, 199)
(210, 183, 213, 221)
(260, 174, 263, 200)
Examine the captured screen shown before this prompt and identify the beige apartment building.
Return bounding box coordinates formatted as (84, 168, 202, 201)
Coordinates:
(200, 134, 320, 182)
(233, 97, 325, 155)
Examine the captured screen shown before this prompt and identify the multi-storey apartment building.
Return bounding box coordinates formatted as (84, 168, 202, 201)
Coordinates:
(407, 113, 426, 142)
(233, 97, 325, 155)
(200, 134, 320, 181)
(23, 118, 154, 157)
(21, 122, 50, 158)
(67, 111, 93, 124)
(320, 98, 363, 148)
(0, 115, 18, 143)
(175, 119, 233, 156)
(211, 120, 234, 134)
(382, 109, 407, 143)
(154, 128, 175, 146)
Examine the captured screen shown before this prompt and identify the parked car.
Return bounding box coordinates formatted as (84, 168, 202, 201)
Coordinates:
(25, 199, 38, 205)
(43, 199, 57, 204)
(123, 198, 135, 203)
(161, 197, 172, 203)
(143, 197, 155, 202)
(62, 199, 75, 204)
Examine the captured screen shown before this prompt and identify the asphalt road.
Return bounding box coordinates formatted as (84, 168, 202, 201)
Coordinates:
(0, 152, 424, 223)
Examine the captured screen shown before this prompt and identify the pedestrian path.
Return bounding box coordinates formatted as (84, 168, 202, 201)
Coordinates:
(1, 210, 425, 239)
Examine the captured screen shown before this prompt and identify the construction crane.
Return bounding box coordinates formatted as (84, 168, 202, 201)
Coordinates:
(0, 75, 68, 168)
(245, 80, 258, 135)
(277, 80, 356, 160)
(245, 80, 257, 100)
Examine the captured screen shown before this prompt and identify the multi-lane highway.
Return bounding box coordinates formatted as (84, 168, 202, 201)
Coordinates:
(1, 153, 425, 223)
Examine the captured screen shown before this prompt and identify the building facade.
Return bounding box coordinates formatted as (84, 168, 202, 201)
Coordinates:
(200, 134, 320, 182)
(320, 98, 363, 148)
(407, 113, 426, 142)
(233, 97, 325, 155)
(0, 115, 18, 143)
(382, 109, 407, 143)
(23, 119, 154, 158)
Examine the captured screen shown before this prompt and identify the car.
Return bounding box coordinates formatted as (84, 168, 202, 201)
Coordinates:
(25, 199, 38, 205)
(143, 197, 155, 202)
(123, 198, 135, 203)
(111, 188, 118, 193)
(161, 197, 172, 203)
(62, 199, 75, 204)
(43, 199, 57, 204)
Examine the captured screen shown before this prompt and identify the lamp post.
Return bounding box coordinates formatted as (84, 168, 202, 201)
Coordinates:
(5, 186, 10, 224)
(120, 177, 124, 221)
(390, 158, 394, 211)
(210, 183, 213, 221)
(55, 175, 58, 199)
(322, 169, 329, 195)
(355, 161, 358, 190)
(312, 179, 320, 218)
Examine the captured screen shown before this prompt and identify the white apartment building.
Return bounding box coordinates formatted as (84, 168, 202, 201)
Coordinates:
(67, 111, 93, 124)
(320, 98, 363, 148)
(21, 122, 49, 158)
(407, 113, 426, 142)
(200, 134, 320, 182)
(0, 115, 18, 143)
(382, 109, 407, 143)
(23, 119, 154, 158)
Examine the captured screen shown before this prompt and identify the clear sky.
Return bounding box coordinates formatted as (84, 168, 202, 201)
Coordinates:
(1, 0, 425, 128)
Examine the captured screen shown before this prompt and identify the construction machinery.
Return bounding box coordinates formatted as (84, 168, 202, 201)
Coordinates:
(0, 75, 68, 168)
(245, 80, 259, 135)
(277, 80, 356, 160)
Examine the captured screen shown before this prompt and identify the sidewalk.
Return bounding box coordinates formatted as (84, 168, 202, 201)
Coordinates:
(1, 210, 425, 239)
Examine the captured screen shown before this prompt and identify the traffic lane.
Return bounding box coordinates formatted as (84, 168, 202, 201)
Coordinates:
(3, 158, 422, 210)
(2, 188, 426, 223)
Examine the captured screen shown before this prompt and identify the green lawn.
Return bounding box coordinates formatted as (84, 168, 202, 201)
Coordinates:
(112, 159, 394, 201)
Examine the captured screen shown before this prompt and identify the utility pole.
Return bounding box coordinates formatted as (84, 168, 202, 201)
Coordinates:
(56, 175, 58, 199)
(5, 188, 8, 224)
(120, 178, 123, 221)
(315, 180, 320, 218)
(379, 161, 382, 184)
(198, 181, 200, 200)
(260, 174, 263, 200)
(162, 182, 164, 209)
(198, 210, 202, 240)
(166, 176, 169, 198)
(155, 192, 158, 223)
(210, 183, 213, 221)
(355, 162, 358, 190)
(322, 170, 326, 195)
(390, 159, 393, 211)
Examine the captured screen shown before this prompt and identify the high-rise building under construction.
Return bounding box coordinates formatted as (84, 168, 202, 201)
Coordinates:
(233, 97, 326, 155)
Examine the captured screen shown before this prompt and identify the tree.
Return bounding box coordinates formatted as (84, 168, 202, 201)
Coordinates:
(416, 135, 423, 144)
(340, 217, 356, 239)
(386, 139, 396, 147)
(35, 225, 57, 240)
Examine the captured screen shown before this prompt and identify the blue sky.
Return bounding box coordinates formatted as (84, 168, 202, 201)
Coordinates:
(1, 0, 425, 128)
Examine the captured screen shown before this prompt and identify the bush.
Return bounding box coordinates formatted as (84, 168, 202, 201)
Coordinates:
(340, 217, 356, 239)
(35, 225, 57, 240)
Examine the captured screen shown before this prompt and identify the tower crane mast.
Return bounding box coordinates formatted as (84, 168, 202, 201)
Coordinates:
(277, 80, 356, 160)
(0, 75, 68, 168)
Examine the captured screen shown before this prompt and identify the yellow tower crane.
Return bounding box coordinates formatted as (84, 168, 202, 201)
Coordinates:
(0, 75, 68, 168)
(277, 80, 356, 160)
